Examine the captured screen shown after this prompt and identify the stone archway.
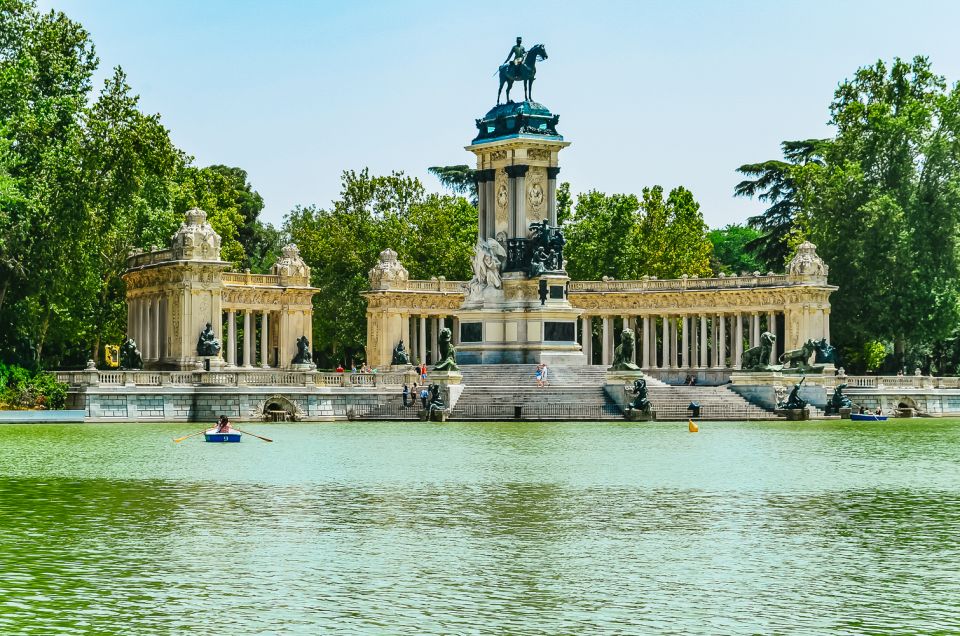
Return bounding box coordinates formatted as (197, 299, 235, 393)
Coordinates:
(250, 395, 304, 421)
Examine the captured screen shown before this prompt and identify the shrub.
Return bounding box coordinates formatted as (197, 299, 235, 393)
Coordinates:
(0, 364, 68, 410)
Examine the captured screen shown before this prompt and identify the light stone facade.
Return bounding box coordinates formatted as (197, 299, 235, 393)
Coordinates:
(123, 208, 318, 370)
(363, 246, 836, 370)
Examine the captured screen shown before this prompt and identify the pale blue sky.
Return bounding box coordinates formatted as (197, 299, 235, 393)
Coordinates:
(38, 0, 960, 228)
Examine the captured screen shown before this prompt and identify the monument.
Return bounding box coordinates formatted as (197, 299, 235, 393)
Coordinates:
(456, 39, 584, 364)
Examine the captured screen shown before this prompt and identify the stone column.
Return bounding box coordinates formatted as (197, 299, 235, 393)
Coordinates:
(691, 315, 699, 369)
(823, 309, 831, 342)
(641, 315, 650, 369)
(681, 315, 690, 368)
(752, 313, 760, 347)
(582, 315, 592, 364)
(401, 313, 410, 354)
(601, 316, 611, 365)
(768, 311, 778, 364)
(227, 310, 236, 366)
(260, 311, 269, 368)
(431, 317, 440, 364)
(485, 172, 496, 240)
(243, 310, 252, 368)
(699, 315, 708, 368)
(475, 171, 487, 240)
(734, 313, 743, 370)
(547, 166, 560, 226)
(417, 316, 426, 365)
(661, 314, 671, 369)
(718, 314, 727, 368)
(452, 316, 460, 345)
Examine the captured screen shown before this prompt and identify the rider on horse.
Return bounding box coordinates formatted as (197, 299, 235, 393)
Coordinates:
(503, 37, 526, 69)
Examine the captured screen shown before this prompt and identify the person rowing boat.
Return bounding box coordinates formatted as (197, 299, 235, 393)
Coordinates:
(214, 415, 232, 433)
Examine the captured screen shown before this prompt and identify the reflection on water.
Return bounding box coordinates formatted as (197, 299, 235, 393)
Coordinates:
(0, 421, 958, 635)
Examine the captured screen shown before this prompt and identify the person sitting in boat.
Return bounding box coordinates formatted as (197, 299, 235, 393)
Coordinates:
(215, 415, 232, 433)
(858, 406, 866, 414)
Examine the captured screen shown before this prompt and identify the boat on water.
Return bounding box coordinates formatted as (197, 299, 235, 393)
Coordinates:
(204, 428, 242, 443)
(850, 413, 888, 422)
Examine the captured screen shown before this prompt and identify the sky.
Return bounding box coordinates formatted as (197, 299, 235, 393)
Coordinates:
(37, 0, 960, 229)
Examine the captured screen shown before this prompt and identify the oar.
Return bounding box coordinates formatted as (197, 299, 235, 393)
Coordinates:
(173, 429, 208, 443)
(232, 427, 273, 443)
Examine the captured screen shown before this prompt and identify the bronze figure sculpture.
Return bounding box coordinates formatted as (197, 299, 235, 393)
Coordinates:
(497, 42, 548, 104)
(196, 323, 222, 357)
(609, 328, 640, 371)
(433, 327, 459, 371)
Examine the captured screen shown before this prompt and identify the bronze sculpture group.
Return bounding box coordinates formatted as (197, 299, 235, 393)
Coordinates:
(196, 323, 221, 357)
(119, 337, 143, 370)
(292, 336, 312, 365)
(392, 339, 410, 366)
(497, 39, 548, 104)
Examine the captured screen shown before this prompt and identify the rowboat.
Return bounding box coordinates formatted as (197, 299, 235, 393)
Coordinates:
(204, 428, 242, 442)
(850, 413, 888, 422)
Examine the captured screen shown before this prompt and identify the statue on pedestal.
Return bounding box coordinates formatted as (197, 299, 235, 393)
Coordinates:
(292, 336, 312, 365)
(781, 377, 808, 410)
(196, 323, 221, 356)
(392, 339, 410, 365)
(626, 378, 651, 416)
(497, 40, 548, 103)
(609, 328, 640, 371)
(741, 332, 777, 371)
(433, 327, 459, 371)
(119, 338, 143, 370)
(825, 382, 853, 415)
(813, 338, 837, 364)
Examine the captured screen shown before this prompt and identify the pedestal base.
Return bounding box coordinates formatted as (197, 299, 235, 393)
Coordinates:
(839, 407, 852, 419)
(428, 370, 463, 385)
(290, 363, 317, 371)
(624, 409, 655, 422)
(780, 408, 810, 421)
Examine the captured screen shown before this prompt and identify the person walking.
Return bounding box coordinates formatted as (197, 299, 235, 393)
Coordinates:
(402, 384, 409, 407)
(535, 364, 543, 388)
(541, 363, 549, 387)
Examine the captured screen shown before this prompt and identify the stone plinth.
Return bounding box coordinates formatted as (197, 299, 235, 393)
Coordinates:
(839, 407, 852, 419)
(779, 408, 810, 421)
(428, 370, 463, 385)
(624, 409, 655, 422)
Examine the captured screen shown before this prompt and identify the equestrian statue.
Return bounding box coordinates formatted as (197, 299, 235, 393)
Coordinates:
(497, 38, 548, 104)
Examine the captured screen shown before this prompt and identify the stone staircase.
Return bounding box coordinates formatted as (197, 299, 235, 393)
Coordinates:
(455, 364, 778, 421)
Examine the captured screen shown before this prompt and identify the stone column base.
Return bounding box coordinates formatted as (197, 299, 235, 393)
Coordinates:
(624, 409, 655, 422)
(839, 407, 852, 419)
(778, 407, 810, 421)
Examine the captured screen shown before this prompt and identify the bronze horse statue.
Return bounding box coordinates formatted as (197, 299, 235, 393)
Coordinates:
(497, 44, 547, 104)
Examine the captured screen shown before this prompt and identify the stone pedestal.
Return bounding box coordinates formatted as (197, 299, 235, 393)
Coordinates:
(428, 370, 463, 385)
(196, 355, 227, 372)
(624, 409, 655, 422)
(781, 408, 810, 421)
(290, 363, 317, 371)
(839, 407, 852, 419)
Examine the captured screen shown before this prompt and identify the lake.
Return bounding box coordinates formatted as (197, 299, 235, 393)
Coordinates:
(0, 420, 958, 635)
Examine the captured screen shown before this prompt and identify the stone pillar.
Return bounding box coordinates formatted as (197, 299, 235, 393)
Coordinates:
(601, 316, 611, 365)
(691, 315, 699, 369)
(547, 167, 560, 226)
(681, 315, 690, 368)
(152, 298, 161, 361)
(260, 311, 269, 368)
(734, 313, 743, 370)
(751, 313, 760, 347)
(824, 309, 831, 342)
(431, 317, 440, 364)
(418, 316, 427, 365)
(718, 314, 727, 368)
(243, 310, 252, 368)
(699, 315, 708, 369)
(662, 314, 671, 369)
(485, 173, 496, 241)
(475, 172, 487, 240)
(582, 315, 592, 364)
(766, 311, 775, 365)
(227, 311, 236, 366)
(641, 315, 650, 369)
(452, 316, 460, 345)
(401, 313, 411, 355)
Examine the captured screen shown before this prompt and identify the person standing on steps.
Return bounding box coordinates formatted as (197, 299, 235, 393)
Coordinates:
(402, 384, 409, 407)
(541, 363, 550, 387)
(535, 364, 543, 388)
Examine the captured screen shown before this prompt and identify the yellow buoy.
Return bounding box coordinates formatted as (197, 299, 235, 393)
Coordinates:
(688, 419, 699, 433)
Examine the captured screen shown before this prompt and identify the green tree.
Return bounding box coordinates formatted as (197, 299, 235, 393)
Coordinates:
(564, 186, 713, 280)
(556, 181, 572, 224)
(286, 169, 476, 366)
(428, 164, 477, 206)
(797, 56, 960, 364)
(708, 224, 764, 275)
(734, 139, 823, 270)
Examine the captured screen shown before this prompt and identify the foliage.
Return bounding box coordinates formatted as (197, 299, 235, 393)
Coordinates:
(286, 169, 476, 365)
(564, 185, 713, 280)
(708, 224, 764, 275)
(795, 56, 960, 363)
(556, 181, 572, 225)
(734, 140, 824, 270)
(0, 362, 66, 409)
(428, 164, 477, 206)
(0, 1, 276, 368)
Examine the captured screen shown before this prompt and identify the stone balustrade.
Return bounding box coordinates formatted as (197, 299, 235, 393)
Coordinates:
(55, 370, 412, 388)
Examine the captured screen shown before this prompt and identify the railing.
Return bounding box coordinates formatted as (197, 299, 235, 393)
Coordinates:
(55, 369, 413, 388)
(569, 274, 799, 294)
(126, 249, 174, 269)
(405, 279, 467, 293)
(222, 272, 283, 286)
(843, 375, 938, 389)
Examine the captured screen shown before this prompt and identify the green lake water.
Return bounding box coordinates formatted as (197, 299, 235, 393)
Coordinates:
(0, 420, 958, 635)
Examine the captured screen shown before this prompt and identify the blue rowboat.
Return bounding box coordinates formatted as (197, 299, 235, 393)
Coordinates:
(850, 413, 888, 422)
(204, 429, 242, 443)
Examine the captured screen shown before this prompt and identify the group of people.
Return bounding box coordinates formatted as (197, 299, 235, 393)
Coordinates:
(683, 374, 698, 386)
(535, 363, 550, 387)
(857, 405, 884, 415)
(402, 383, 431, 409)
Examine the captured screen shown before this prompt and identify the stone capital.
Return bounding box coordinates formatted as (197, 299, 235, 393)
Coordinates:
(505, 164, 530, 179)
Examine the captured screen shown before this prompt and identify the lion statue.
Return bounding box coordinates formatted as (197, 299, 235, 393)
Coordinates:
(433, 327, 459, 371)
(609, 328, 639, 371)
(741, 331, 776, 371)
(780, 339, 815, 370)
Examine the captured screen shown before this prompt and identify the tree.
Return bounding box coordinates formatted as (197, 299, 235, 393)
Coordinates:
(428, 164, 477, 206)
(564, 185, 713, 280)
(286, 169, 476, 366)
(556, 181, 572, 225)
(734, 139, 823, 270)
(708, 224, 764, 275)
(797, 56, 960, 364)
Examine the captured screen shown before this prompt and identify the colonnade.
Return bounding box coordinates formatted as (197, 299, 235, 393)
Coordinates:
(579, 311, 784, 369)
(403, 314, 459, 365)
(128, 295, 168, 363)
(223, 309, 276, 368)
